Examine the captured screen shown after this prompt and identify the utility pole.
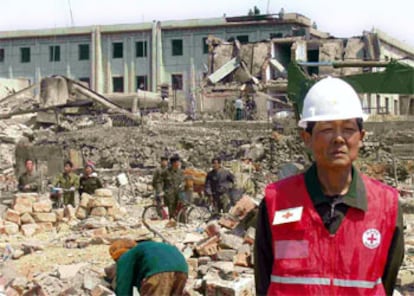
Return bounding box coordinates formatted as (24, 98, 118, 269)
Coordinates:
(266, 0, 270, 14)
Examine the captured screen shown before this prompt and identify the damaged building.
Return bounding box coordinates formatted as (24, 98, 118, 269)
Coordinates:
(206, 28, 414, 118)
(0, 12, 413, 118)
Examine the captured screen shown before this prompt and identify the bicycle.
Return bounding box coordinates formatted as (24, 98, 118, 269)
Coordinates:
(141, 192, 212, 224)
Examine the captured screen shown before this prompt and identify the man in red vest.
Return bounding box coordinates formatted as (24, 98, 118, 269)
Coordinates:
(254, 77, 404, 295)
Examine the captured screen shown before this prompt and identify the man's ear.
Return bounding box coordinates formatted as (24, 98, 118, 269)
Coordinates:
(300, 129, 312, 149)
(359, 129, 366, 148)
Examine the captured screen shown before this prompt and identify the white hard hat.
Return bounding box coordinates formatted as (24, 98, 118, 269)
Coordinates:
(298, 76, 367, 128)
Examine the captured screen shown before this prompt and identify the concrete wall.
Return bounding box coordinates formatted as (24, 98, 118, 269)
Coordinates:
(0, 77, 30, 99)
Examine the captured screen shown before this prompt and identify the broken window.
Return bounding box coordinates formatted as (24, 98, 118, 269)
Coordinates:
(202, 37, 209, 54)
(307, 49, 319, 76)
(236, 35, 249, 44)
(49, 45, 60, 62)
(172, 39, 183, 56)
(171, 74, 183, 90)
(270, 33, 283, 39)
(136, 41, 147, 57)
(0, 48, 4, 62)
(20, 47, 30, 63)
(136, 75, 148, 90)
(79, 77, 90, 86)
(112, 77, 124, 92)
(79, 44, 90, 60)
(113, 42, 123, 59)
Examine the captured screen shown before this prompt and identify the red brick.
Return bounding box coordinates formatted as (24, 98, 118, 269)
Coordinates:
(5, 208, 20, 225)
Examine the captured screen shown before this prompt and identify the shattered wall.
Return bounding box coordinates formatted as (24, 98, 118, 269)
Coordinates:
(0, 78, 30, 100)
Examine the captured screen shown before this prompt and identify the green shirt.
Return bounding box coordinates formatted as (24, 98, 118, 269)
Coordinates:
(115, 241, 188, 295)
(152, 166, 167, 195)
(160, 167, 184, 195)
(18, 171, 40, 192)
(52, 172, 80, 199)
(79, 175, 102, 195)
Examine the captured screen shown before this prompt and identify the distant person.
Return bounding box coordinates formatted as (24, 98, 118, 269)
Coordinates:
(204, 158, 235, 213)
(245, 97, 257, 120)
(152, 156, 169, 208)
(157, 155, 185, 219)
(110, 239, 188, 296)
(78, 162, 102, 196)
(51, 160, 79, 207)
(18, 159, 40, 193)
(234, 97, 244, 120)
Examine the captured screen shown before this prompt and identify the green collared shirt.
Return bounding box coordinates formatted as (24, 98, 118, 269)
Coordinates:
(254, 164, 404, 296)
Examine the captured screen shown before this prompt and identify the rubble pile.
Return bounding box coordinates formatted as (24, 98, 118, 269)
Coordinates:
(1, 193, 58, 236)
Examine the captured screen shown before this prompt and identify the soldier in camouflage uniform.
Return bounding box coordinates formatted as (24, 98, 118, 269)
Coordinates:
(79, 162, 103, 196)
(18, 159, 40, 193)
(204, 158, 235, 213)
(152, 156, 169, 207)
(157, 155, 184, 219)
(51, 160, 80, 207)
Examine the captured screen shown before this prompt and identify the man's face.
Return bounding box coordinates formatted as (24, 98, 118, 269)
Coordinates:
(25, 160, 34, 173)
(64, 164, 72, 174)
(84, 166, 93, 176)
(212, 160, 221, 170)
(160, 160, 168, 168)
(302, 119, 365, 169)
(172, 160, 181, 169)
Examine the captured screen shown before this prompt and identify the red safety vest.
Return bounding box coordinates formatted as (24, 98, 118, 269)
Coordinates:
(264, 173, 398, 296)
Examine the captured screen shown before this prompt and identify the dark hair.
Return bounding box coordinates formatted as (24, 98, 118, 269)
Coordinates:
(160, 156, 168, 161)
(25, 158, 33, 164)
(212, 157, 221, 164)
(64, 160, 73, 167)
(169, 155, 180, 163)
(305, 118, 363, 134)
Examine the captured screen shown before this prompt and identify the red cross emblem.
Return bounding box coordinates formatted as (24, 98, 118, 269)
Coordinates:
(362, 229, 381, 249)
(282, 211, 293, 219)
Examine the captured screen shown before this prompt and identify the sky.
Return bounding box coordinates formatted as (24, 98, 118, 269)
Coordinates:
(1, 0, 413, 47)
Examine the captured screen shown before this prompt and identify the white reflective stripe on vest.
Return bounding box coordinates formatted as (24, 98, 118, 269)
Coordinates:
(333, 278, 382, 288)
(271, 276, 382, 288)
(271, 275, 330, 285)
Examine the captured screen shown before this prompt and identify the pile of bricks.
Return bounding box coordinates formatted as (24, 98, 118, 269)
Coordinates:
(1, 193, 57, 236)
(75, 189, 122, 221)
(184, 195, 258, 295)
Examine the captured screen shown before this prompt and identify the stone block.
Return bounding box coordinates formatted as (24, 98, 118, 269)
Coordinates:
(14, 192, 38, 202)
(218, 215, 239, 230)
(220, 233, 244, 250)
(12, 249, 24, 259)
(206, 276, 255, 296)
(187, 258, 198, 278)
(94, 188, 113, 198)
(20, 212, 35, 224)
(12, 196, 33, 214)
(196, 235, 220, 256)
(234, 252, 251, 267)
(91, 284, 116, 296)
(37, 222, 54, 232)
(21, 223, 40, 237)
(55, 208, 64, 221)
(86, 227, 107, 237)
(32, 212, 57, 223)
(198, 256, 212, 265)
(64, 205, 76, 219)
(5, 209, 20, 225)
(217, 249, 237, 261)
(4, 222, 19, 235)
(58, 263, 88, 280)
(75, 207, 88, 220)
(33, 200, 52, 213)
(89, 197, 114, 208)
(229, 195, 257, 220)
(80, 193, 93, 208)
(90, 207, 107, 217)
(244, 227, 255, 245)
